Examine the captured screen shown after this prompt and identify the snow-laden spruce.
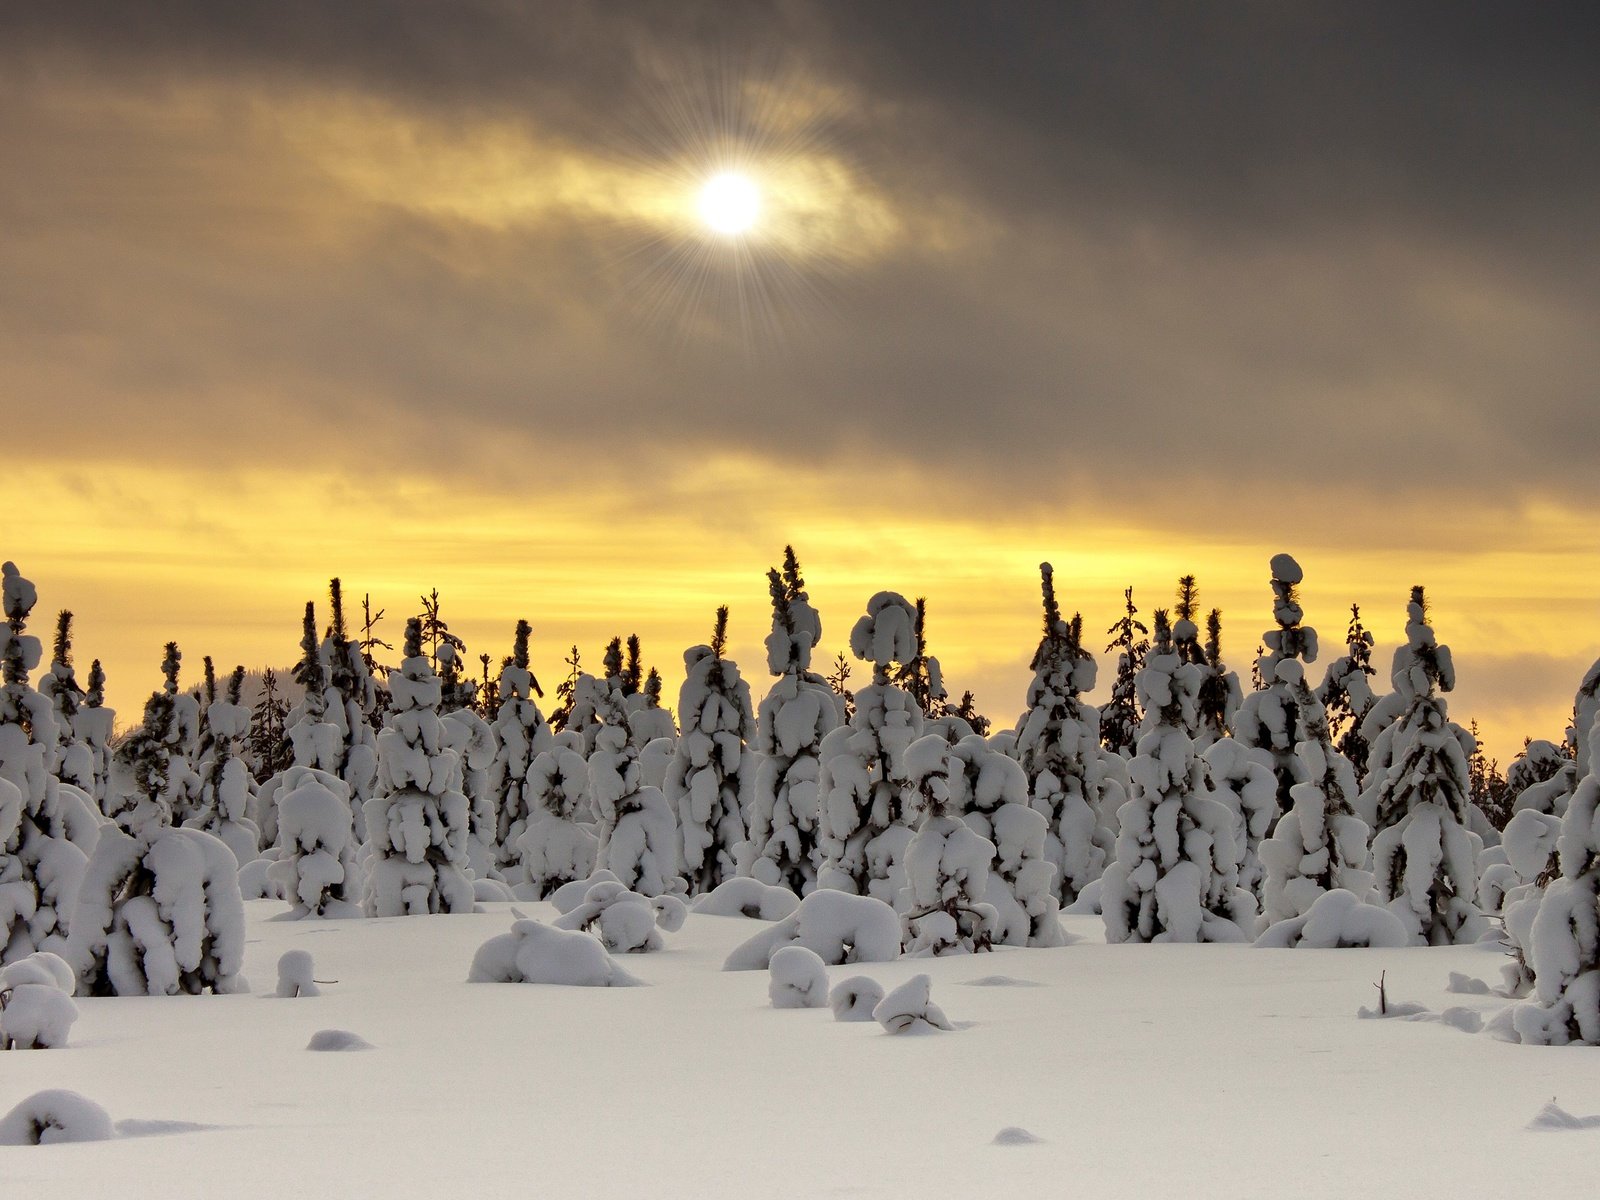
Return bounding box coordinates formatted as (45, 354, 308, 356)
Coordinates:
(188, 664, 260, 865)
(552, 879, 686, 953)
(667, 608, 754, 895)
(321, 580, 380, 843)
(1576, 656, 1600, 780)
(489, 620, 556, 879)
(951, 732, 1064, 947)
(740, 549, 841, 894)
(898, 733, 997, 956)
(1204, 736, 1277, 902)
(817, 592, 926, 901)
(591, 683, 680, 897)
(1099, 587, 1149, 758)
(1170, 577, 1239, 750)
(268, 766, 362, 918)
(69, 651, 248, 995)
(1, 564, 100, 964)
(1360, 589, 1486, 945)
(723, 888, 901, 970)
(0, 951, 78, 1049)
(514, 746, 599, 899)
(1508, 739, 1578, 817)
(37, 611, 93, 797)
(1317, 605, 1378, 786)
(1258, 675, 1375, 929)
(1013, 563, 1123, 904)
(1234, 554, 1320, 822)
(1101, 610, 1257, 943)
(362, 618, 474, 917)
(441, 703, 499, 879)
(76, 659, 115, 812)
(1511, 763, 1600, 1043)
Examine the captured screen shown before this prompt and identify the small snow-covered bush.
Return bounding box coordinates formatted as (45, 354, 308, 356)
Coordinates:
(691, 877, 800, 921)
(874, 973, 952, 1034)
(275, 950, 319, 998)
(467, 916, 642, 987)
(0, 1089, 114, 1145)
(1252, 889, 1408, 949)
(830, 975, 884, 1022)
(553, 880, 685, 953)
(768, 945, 828, 1008)
(0, 952, 78, 1048)
(723, 889, 901, 971)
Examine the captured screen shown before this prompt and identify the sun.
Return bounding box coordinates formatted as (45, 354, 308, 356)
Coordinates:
(697, 171, 761, 236)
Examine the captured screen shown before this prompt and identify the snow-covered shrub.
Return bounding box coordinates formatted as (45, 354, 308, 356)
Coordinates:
(1, 564, 101, 964)
(768, 945, 828, 1008)
(667, 609, 755, 895)
(1101, 612, 1256, 943)
(275, 949, 319, 998)
(830, 974, 884, 1021)
(1511, 765, 1600, 1043)
(0, 952, 78, 1048)
(951, 733, 1063, 948)
(0, 1089, 114, 1145)
(1362, 590, 1486, 945)
(691, 876, 800, 921)
(268, 766, 362, 918)
(723, 888, 901, 971)
(489, 620, 556, 878)
(362, 619, 474, 917)
(899, 734, 996, 956)
(874, 973, 952, 1034)
(1234, 554, 1320, 820)
(1252, 889, 1407, 949)
(817, 592, 926, 900)
(549, 869, 623, 915)
(467, 916, 642, 987)
(188, 665, 260, 865)
(1258, 679, 1372, 929)
(1013, 564, 1121, 904)
(553, 879, 685, 953)
(514, 747, 599, 899)
(591, 684, 680, 898)
(741, 549, 840, 894)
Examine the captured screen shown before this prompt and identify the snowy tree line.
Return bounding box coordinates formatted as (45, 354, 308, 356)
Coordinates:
(5, 550, 1600, 1047)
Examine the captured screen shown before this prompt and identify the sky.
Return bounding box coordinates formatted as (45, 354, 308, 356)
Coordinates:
(4, 2, 1597, 763)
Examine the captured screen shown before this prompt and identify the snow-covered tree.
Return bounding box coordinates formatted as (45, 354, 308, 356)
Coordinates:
(816, 592, 926, 902)
(489, 620, 555, 877)
(285, 603, 341, 773)
(37, 612, 91, 796)
(1101, 611, 1256, 943)
(1507, 739, 1578, 817)
(950, 731, 1062, 947)
(268, 764, 362, 918)
(1317, 604, 1378, 786)
(76, 659, 114, 812)
(322, 579, 379, 841)
(246, 667, 291, 785)
(68, 642, 246, 995)
(1196, 608, 1243, 746)
(1573, 658, 1600, 780)
(626, 667, 677, 748)
(1100, 587, 1148, 757)
(441, 702, 499, 879)
(1, 565, 100, 964)
(515, 746, 599, 898)
(1234, 555, 1321, 824)
(1203, 736, 1277, 902)
(1013, 563, 1122, 903)
(1258, 676, 1374, 928)
(1361, 588, 1486, 945)
(591, 685, 680, 897)
(187, 665, 259, 864)
(362, 618, 474, 917)
(667, 608, 755, 895)
(898, 733, 996, 955)
(741, 548, 841, 894)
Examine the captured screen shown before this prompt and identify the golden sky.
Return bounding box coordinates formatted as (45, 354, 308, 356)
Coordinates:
(4, 6, 1597, 764)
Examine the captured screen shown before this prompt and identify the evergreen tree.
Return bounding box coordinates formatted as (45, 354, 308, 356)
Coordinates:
(548, 646, 583, 732)
(79, 658, 114, 811)
(37, 611, 92, 796)
(899, 733, 997, 955)
(1466, 720, 1511, 830)
(668, 607, 755, 894)
(1013, 563, 1124, 904)
(1317, 604, 1378, 785)
(1361, 588, 1486, 945)
(1234, 554, 1322, 822)
(490, 620, 556, 882)
(817, 592, 927, 901)
(1100, 586, 1148, 757)
(515, 746, 599, 898)
(742, 549, 841, 894)
(825, 652, 855, 724)
(188, 665, 260, 865)
(1197, 608, 1243, 747)
(321, 579, 380, 841)
(591, 682, 679, 897)
(247, 667, 291, 785)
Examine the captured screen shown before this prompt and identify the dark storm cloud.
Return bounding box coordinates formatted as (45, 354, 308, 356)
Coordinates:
(3, 2, 1598, 507)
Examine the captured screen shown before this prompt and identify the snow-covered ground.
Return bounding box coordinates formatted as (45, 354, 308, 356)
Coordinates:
(3, 903, 1593, 1199)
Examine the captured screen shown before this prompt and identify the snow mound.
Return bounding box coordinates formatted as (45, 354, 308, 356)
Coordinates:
(768, 946, 828, 1009)
(1529, 1100, 1600, 1131)
(550, 870, 623, 915)
(0, 1090, 115, 1144)
(468, 917, 643, 987)
(1357, 1001, 1431, 1020)
(874, 974, 953, 1034)
(1254, 889, 1410, 949)
(960, 975, 1043, 988)
(723, 890, 901, 971)
(306, 1029, 373, 1052)
(473, 878, 516, 902)
(1446, 972, 1492, 995)
(0, 953, 80, 1049)
(829, 975, 884, 1022)
(275, 950, 319, 998)
(691, 877, 800, 921)
(991, 1126, 1045, 1145)
(553, 881, 684, 953)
